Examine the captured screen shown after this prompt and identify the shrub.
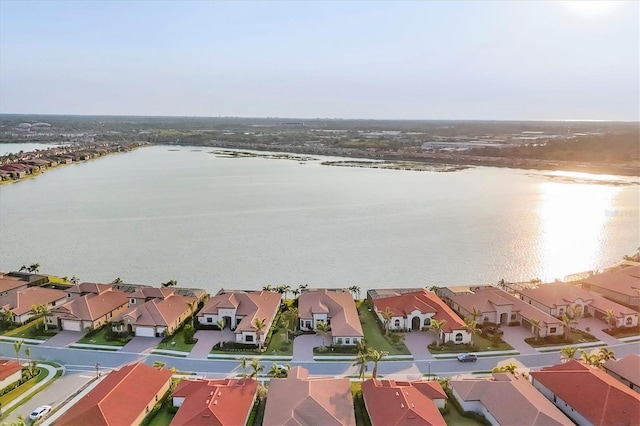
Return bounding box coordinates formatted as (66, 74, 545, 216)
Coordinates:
(183, 325, 196, 344)
(508, 321, 520, 327)
(279, 343, 290, 351)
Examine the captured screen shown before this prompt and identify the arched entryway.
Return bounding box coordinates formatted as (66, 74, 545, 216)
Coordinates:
(411, 316, 421, 331)
(223, 316, 232, 329)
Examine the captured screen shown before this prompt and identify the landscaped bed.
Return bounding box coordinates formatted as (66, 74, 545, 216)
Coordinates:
(603, 325, 640, 338)
(3, 319, 57, 340)
(77, 326, 130, 346)
(524, 329, 597, 347)
(357, 302, 411, 355)
(158, 327, 197, 353)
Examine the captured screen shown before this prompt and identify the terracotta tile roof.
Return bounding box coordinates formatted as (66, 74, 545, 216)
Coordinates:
(298, 290, 363, 337)
(119, 294, 197, 327)
(603, 354, 640, 387)
(0, 274, 28, 294)
(128, 287, 175, 300)
(170, 378, 258, 425)
(55, 362, 173, 426)
(263, 366, 356, 426)
(530, 360, 640, 425)
(0, 359, 22, 381)
(361, 379, 446, 426)
(451, 373, 573, 425)
(52, 290, 128, 321)
(68, 282, 114, 295)
(580, 265, 640, 297)
(198, 290, 281, 333)
(0, 287, 67, 315)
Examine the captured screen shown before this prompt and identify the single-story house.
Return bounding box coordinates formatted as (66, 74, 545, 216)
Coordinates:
(361, 379, 447, 426)
(372, 290, 471, 345)
(603, 353, 640, 394)
(0, 286, 67, 324)
(298, 289, 364, 346)
(55, 362, 172, 426)
(115, 294, 197, 337)
(47, 289, 129, 331)
(451, 373, 573, 426)
(531, 360, 640, 426)
(519, 283, 638, 328)
(578, 265, 640, 308)
(64, 282, 115, 300)
(197, 290, 281, 346)
(0, 359, 22, 391)
(171, 378, 258, 426)
(262, 366, 356, 426)
(0, 273, 29, 297)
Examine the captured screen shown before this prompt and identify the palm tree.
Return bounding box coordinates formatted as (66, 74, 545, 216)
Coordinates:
(380, 307, 393, 335)
(28, 263, 40, 273)
(112, 277, 122, 284)
(239, 357, 248, 377)
(580, 349, 601, 367)
(368, 349, 387, 379)
(353, 351, 369, 380)
(249, 358, 264, 378)
(18, 265, 27, 273)
(262, 285, 273, 291)
(70, 276, 79, 284)
(13, 339, 23, 365)
(530, 318, 541, 342)
(560, 345, 577, 362)
(162, 279, 178, 288)
(492, 362, 518, 374)
(605, 309, 617, 328)
(568, 305, 582, 319)
(24, 346, 34, 375)
(186, 301, 197, 327)
(1, 309, 14, 325)
(598, 347, 616, 364)
(32, 304, 51, 331)
(153, 361, 166, 370)
(217, 319, 225, 346)
(561, 314, 572, 339)
(348, 285, 361, 300)
(268, 363, 290, 378)
(430, 319, 447, 347)
(462, 319, 481, 346)
(283, 307, 298, 343)
(469, 305, 482, 322)
(253, 317, 267, 350)
(316, 320, 331, 348)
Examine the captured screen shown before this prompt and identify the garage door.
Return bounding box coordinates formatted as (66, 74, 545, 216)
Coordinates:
(62, 320, 82, 331)
(136, 327, 155, 337)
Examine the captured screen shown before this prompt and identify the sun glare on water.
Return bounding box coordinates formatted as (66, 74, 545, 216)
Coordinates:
(560, 1, 625, 18)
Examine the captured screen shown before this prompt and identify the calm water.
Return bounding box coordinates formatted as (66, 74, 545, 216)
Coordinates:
(0, 142, 63, 155)
(0, 145, 638, 294)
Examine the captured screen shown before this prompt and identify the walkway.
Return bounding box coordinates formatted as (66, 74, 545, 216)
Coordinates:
(576, 317, 621, 345)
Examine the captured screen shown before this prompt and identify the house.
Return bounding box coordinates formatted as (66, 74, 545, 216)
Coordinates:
(298, 289, 363, 346)
(372, 290, 471, 344)
(448, 287, 564, 338)
(0, 273, 29, 297)
(450, 373, 573, 426)
(578, 265, 640, 308)
(55, 362, 172, 426)
(7, 272, 49, 287)
(262, 366, 356, 426)
(47, 289, 129, 331)
(361, 379, 447, 426)
(64, 282, 114, 300)
(530, 360, 640, 426)
(115, 294, 197, 337)
(0, 286, 67, 324)
(0, 359, 22, 391)
(603, 353, 640, 393)
(196, 290, 281, 346)
(519, 283, 638, 328)
(170, 378, 258, 426)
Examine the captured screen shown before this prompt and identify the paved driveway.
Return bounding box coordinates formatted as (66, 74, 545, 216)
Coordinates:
(575, 317, 620, 345)
(500, 324, 537, 354)
(121, 337, 162, 354)
(405, 332, 435, 360)
(44, 331, 84, 348)
(190, 329, 234, 359)
(292, 334, 323, 361)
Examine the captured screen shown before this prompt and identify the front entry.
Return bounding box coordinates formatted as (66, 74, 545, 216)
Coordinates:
(500, 313, 508, 324)
(411, 316, 421, 331)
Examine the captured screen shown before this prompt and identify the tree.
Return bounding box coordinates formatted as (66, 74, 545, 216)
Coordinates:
(348, 285, 361, 300)
(32, 304, 50, 331)
(368, 349, 387, 379)
(217, 319, 225, 346)
(580, 349, 601, 367)
(268, 363, 290, 378)
(70, 276, 79, 284)
(112, 277, 122, 284)
(560, 345, 577, 362)
(13, 339, 23, 365)
(239, 357, 248, 377)
(253, 317, 267, 350)
(430, 319, 447, 347)
(1, 309, 14, 325)
(353, 351, 369, 380)
(598, 347, 616, 364)
(468, 306, 482, 322)
(249, 358, 264, 378)
(492, 362, 518, 374)
(18, 265, 27, 273)
(186, 301, 197, 327)
(380, 307, 393, 335)
(561, 314, 572, 339)
(316, 320, 331, 348)
(162, 279, 178, 288)
(530, 318, 541, 342)
(282, 307, 299, 343)
(604, 309, 617, 328)
(568, 305, 582, 319)
(153, 361, 166, 370)
(262, 285, 273, 291)
(462, 319, 481, 346)
(24, 346, 34, 375)
(28, 263, 40, 273)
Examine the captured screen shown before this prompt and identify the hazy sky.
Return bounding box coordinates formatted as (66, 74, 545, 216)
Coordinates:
(1, 1, 638, 120)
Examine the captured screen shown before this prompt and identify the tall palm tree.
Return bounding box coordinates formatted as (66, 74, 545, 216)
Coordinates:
(598, 347, 616, 364)
(368, 349, 387, 379)
(239, 357, 248, 377)
(561, 314, 572, 339)
(604, 309, 617, 328)
(19, 265, 27, 273)
(560, 345, 577, 362)
(530, 318, 541, 342)
(430, 319, 447, 347)
(283, 307, 299, 343)
(153, 361, 166, 370)
(217, 319, 225, 346)
(33, 304, 51, 331)
(253, 317, 267, 350)
(24, 346, 33, 375)
(469, 306, 482, 322)
(1, 309, 14, 325)
(316, 321, 331, 348)
(112, 277, 122, 284)
(186, 301, 197, 327)
(462, 319, 481, 346)
(162, 279, 178, 288)
(353, 351, 369, 380)
(13, 339, 23, 365)
(28, 263, 40, 273)
(249, 358, 264, 379)
(380, 307, 393, 335)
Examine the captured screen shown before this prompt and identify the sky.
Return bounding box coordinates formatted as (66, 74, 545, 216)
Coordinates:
(0, 1, 638, 121)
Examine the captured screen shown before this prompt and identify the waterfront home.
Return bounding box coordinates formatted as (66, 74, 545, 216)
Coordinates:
(0, 286, 67, 324)
(55, 362, 172, 426)
(47, 288, 129, 331)
(170, 378, 258, 426)
(6, 271, 49, 287)
(262, 366, 356, 426)
(0, 359, 22, 391)
(115, 293, 197, 337)
(371, 289, 471, 344)
(298, 289, 364, 346)
(578, 265, 640, 309)
(196, 290, 281, 346)
(603, 353, 640, 393)
(450, 373, 573, 426)
(0, 273, 29, 297)
(361, 379, 447, 426)
(530, 360, 640, 426)
(64, 282, 114, 300)
(448, 286, 564, 338)
(519, 283, 638, 328)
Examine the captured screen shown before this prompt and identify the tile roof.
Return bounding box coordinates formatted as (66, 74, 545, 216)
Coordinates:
(263, 366, 356, 426)
(298, 290, 363, 337)
(170, 378, 258, 426)
(68, 282, 114, 295)
(52, 290, 128, 321)
(128, 287, 175, 300)
(373, 290, 465, 333)
(119, 294, 197, 327)
(603, 353, 640, 387)
(0, 359, 22, 381)
(361, 379, 447, 426)
(0, 287, 67, 315)
(55, 362, 172, 426)
(0, 274, 28, 294)
(451, 373, 573, 426)
(580, 265, 640, 297)
(530, 360, 640, 426)
(199, 290, 281, 333)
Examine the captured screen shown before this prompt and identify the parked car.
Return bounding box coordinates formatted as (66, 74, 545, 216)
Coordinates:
(457, 353, 478, 362)
(29, 405, 52, 421)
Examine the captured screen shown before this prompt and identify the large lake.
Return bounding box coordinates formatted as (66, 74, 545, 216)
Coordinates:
(1, 145, 638, 293)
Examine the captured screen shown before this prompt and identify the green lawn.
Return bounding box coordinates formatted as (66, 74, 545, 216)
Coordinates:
(77, 327, 129, 346)
(351, 382, 373, 426)
(525, 330, 598, 347)
(0, 367, 49, 409)
(357, 303, 410, 355)
(147, 401, 175, 426)
(429, 334, 514, 354)
(443, 401, 486, 426)
(159, 328, 196, 352)
(4, 319, 57, 340)
(265, 326, 293, 356)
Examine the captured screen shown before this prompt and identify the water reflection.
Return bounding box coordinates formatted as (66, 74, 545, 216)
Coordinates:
(537, 182, 619, 281)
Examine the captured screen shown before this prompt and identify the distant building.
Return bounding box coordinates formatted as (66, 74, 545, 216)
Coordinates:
(298, 289, 363, 346)
(603, 354, 640, 393)
(578, 265, 640, 308)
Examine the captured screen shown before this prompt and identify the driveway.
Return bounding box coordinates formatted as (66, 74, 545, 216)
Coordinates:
(405, 332, 435, 360)
(190, 329, 234, 359)
(121, 337, 162, 354)
(44, 331, 84, 348)
(500, 324, 537, 354)
(575, 317, 620, 345)
(292, 334, 322, 361)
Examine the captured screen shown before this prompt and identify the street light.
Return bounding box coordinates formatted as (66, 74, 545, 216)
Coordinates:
(95, 363, 100, 379)
(428, 360, 431, 378)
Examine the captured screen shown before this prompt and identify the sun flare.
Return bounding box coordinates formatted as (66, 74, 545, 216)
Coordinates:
(560, 1, 625, 18)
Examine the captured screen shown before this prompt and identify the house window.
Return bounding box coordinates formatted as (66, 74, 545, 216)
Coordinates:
(558, 308, 564, 315)
(305, 321, 312, 328)
(424, 318, 430, 326)
(67, 293, 71, 298)
(246, 335, 254, 342)
(207, 317, 213, 323)
(483, 317, 489, 323)
(155, 395, 158, 401)
(455, 333, 463, 342)
(511, 314, 516, 320)
(550, 327, 556, 333)
(394, 319, 400, 327)
(345, 338, 350, 344)
(626, 317, 633, 326)
(130, 298, 136, 304)
(337, 338, 343, 344)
